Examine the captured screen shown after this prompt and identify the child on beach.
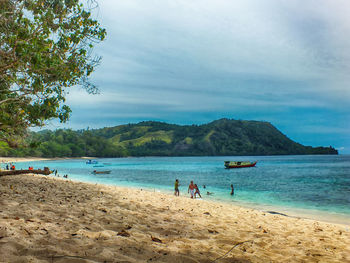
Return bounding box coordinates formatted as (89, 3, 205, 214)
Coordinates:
(174, 179, 179, 196)
(194, 184, 202, 198)
(188, 181, 195, 198)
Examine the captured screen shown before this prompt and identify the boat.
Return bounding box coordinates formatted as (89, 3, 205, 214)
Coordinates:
(86, 159, 98, 164)
(224, 161, 257, 169)
(92, 170, 111, 174)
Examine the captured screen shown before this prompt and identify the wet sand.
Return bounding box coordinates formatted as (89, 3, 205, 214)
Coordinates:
(1, 174, 349, 262)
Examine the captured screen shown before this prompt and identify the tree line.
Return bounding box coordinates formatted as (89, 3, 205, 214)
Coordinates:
(0, 119, 338, 157)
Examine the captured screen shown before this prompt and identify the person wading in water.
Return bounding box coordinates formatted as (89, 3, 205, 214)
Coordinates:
(174, 179, 180, 196)
(188, 181, 195, 198)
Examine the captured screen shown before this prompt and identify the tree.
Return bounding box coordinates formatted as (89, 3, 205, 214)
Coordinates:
(0, 0, 106, 146)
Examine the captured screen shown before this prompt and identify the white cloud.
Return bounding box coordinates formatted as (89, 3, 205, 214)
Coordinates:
(57, 0, 350, 149)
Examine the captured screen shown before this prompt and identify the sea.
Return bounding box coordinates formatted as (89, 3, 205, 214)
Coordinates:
(9, 155, 350, 225)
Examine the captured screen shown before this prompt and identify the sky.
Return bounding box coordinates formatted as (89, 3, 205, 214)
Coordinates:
(47, 0, 350, 153)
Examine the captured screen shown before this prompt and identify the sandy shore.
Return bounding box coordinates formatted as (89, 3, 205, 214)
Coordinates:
(0, 157, 52, 164)
(0, 174, 349, 263)
(0, 157, 95, 164)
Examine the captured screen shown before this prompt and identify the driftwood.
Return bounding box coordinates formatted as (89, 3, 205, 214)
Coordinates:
(0, 167, 51, 177)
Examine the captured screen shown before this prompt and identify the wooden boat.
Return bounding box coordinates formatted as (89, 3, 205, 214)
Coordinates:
(224, 161, 257, 169)
(92, 170, 111, 174)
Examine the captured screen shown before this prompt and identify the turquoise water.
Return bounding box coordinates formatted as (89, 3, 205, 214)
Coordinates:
(11, 155, 350, 222)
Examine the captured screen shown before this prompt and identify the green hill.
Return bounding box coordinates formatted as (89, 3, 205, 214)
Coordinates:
(1, 118, 338, 157)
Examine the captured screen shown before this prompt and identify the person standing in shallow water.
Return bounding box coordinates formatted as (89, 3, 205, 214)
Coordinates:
(194, 184, 202, 198)
(230, 184, 234, 196)
(188, 181, 195, 198)
(174, 179, 180, 196)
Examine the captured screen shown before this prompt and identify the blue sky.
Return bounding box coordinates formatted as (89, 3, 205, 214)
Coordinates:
(48, 0, 350, 153)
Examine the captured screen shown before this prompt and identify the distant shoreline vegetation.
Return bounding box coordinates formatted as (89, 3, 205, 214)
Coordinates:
(0, 119, 338, 157)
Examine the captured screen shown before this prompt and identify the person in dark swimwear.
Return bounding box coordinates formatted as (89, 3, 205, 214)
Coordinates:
(174, 179, 180, 196)
(194, 184, 202, 198)
(230, 184, 234, 196)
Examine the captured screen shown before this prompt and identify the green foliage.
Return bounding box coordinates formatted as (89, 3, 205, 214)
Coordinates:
(4, 119, 338, 157)
(0, 141, 11, 156)
(0, 0, 106, 144)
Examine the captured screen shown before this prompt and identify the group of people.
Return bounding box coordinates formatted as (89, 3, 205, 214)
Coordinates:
(5, 163, 16, 170)
(3, 164, 34, 171)
(51, 169, 68, 178)
(174, 179, 235, 198)
(187, 180, 201, 198)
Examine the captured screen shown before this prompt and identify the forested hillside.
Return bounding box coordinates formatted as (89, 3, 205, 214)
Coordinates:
(0, 119, 338, 157)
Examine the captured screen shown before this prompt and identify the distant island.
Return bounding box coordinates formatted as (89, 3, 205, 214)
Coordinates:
(1, 118, 338, 157)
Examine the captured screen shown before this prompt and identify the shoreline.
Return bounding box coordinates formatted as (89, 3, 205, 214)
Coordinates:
(248, 204, 350, 227)
(1, 156, 349, 226)
(1, 173, 349, 262)
(0, 156, 94, 163)
(137, 188, 350, 227)
(61, 176, 350, 227)
(0, 157, 52, 163)
(104, 182, 350, 227)
(223, 199, 350, 227)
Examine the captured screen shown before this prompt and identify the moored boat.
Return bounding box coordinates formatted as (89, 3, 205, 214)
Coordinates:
(224, 161, 257, 169)
(86, 159, 98, 164)
(92, 170, 111, 174)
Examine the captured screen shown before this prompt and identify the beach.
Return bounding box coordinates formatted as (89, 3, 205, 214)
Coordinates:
(0, 157, 93, 164)
(1, 174, 349, 263)
(0, 157, 51, 164)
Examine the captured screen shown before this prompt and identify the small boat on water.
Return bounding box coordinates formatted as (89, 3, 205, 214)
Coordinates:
(224, 161, 257, 169)
(92, 170, 111, 174)
(86, 159, 98, 164)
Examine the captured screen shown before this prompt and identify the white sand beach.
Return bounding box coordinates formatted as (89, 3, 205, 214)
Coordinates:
(0, 157, 51, 164)
(0, 157, 95, 164)
(0, 173, 349, 263)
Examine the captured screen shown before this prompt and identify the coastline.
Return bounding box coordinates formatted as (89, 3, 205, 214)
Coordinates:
(1, 174, 349, 262)
(0, 157, 52, 163)
(235, 201, 350, 226)
(2, 156, 350, 226)
(0, 156, 94, 164)
(107, 183, 350, 227)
